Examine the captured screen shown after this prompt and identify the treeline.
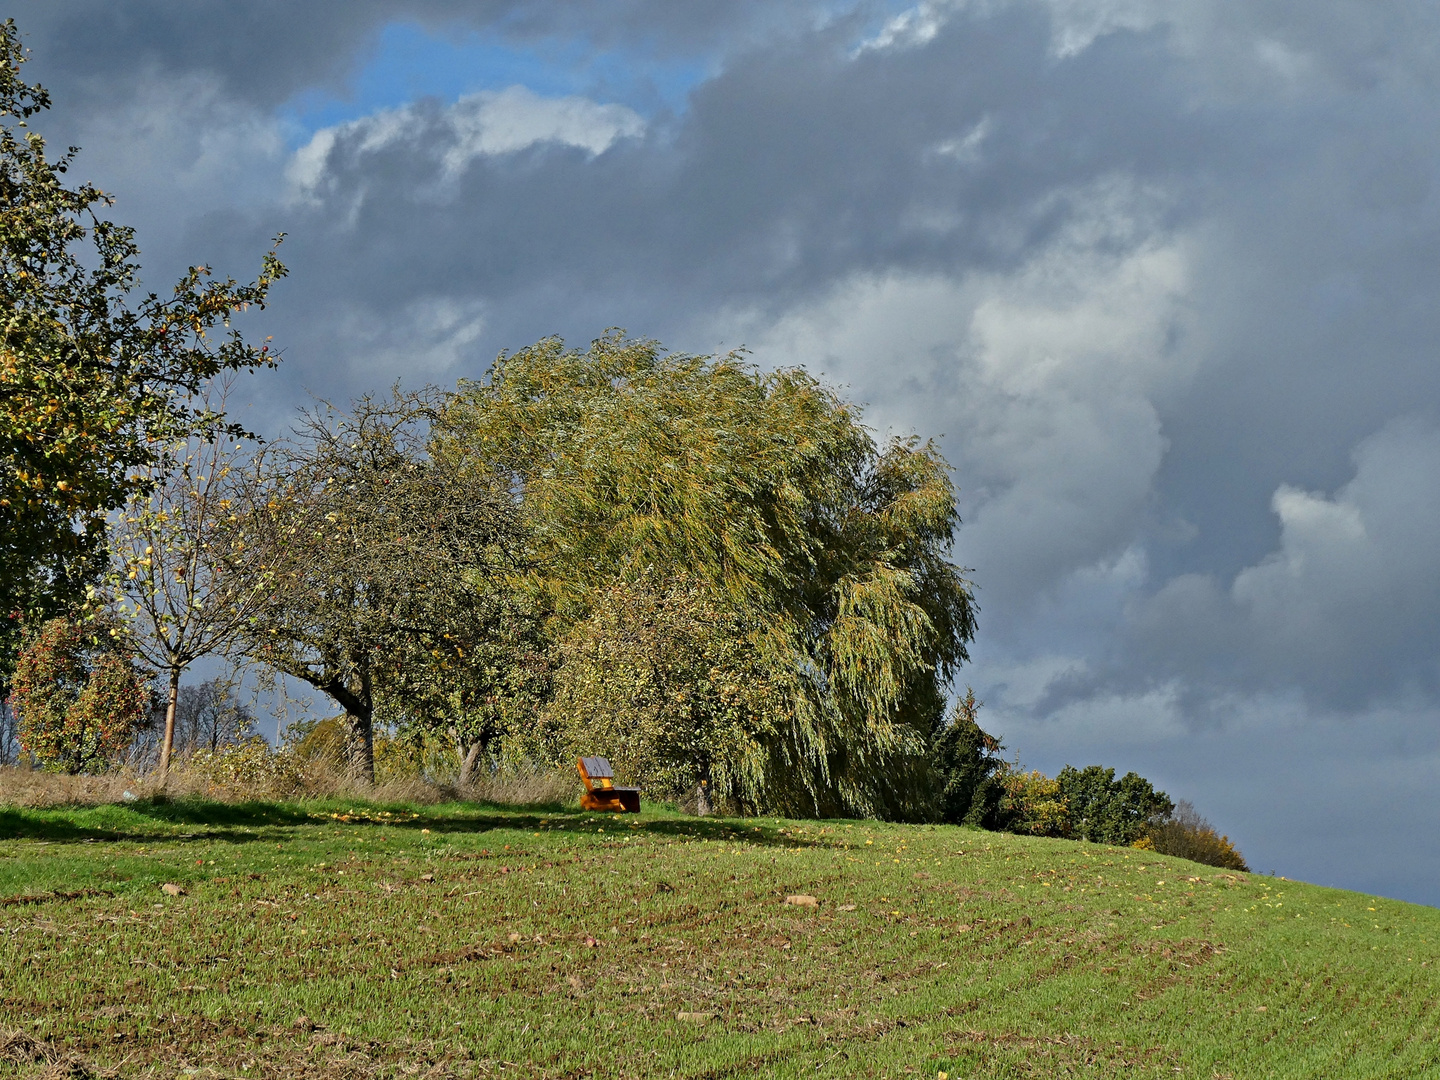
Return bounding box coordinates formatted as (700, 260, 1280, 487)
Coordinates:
(934, 692, 1247, 868)
(5, 333, 1248, 866)
(17, 333, 978, 820)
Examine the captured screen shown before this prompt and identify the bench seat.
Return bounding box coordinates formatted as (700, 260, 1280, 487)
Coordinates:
(577, 757, 641, 813)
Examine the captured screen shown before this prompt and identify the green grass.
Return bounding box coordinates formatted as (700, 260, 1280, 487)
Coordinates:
(0, 797, 1436, 1079)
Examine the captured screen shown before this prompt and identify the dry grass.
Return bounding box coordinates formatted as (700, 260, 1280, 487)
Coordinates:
(0, 760, 583, 813)
(0, 1024, 115, 1080)
(451, 768, 580, 807)
(0, 767, 152, 809)
(0, 758, 339, 809)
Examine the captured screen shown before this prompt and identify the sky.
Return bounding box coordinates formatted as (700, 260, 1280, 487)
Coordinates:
(12, 0, 1440, 904)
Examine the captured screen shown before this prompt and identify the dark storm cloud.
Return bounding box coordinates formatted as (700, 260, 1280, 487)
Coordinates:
(263, 7, 1204, 340)
(15, 1, 1440, 900)
(7, 0, 825, 106)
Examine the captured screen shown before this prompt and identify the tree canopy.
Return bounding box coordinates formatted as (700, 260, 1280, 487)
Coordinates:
(106, 408, 278, 774)
(0, 20, 285, 685)
(440, 332, 978, 817)
(10, 616, 147, 774)
(235, 391, 532, 783)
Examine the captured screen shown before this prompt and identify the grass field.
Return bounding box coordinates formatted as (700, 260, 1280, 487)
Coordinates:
(0, 797, 1436, 1079)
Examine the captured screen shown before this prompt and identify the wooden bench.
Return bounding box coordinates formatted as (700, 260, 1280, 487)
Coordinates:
(577, 756, 641, 813)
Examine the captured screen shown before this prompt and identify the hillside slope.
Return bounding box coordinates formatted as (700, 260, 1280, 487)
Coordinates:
(0, 799, 1435, 1078)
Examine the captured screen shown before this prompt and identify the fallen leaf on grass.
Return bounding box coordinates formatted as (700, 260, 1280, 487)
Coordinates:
(785, 894, 818, 907)
(676, 1012, 713, 1024)
(161, 883, 186, 897)
(837, 904, 857, 912)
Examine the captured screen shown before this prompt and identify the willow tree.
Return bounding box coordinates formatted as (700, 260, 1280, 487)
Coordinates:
(440, 332, 977, 818)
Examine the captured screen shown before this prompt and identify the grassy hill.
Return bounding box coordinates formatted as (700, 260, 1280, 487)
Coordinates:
(0, 797, 1435, 1078)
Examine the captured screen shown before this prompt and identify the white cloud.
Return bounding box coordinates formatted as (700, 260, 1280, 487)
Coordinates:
(858, 0, 1163, 57)
(858, 1, 954, 53)
(325, 296, 488, 380)
(1230, 419, 1440, 687)
(286, 126, 338, 198)
(930, 115, 993, 165)
(1045, 0, 1164, 58)
(286, 86, 644, 204)
(1117, 419, 1440, 706)
(440, 86, 644, 173)
(724, 180, 1196, 616)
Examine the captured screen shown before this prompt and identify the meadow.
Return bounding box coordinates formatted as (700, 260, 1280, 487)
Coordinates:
(0, 797, 1436, 1079)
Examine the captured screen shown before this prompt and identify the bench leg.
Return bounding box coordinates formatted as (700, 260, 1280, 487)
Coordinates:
(581, 791, 640, 813)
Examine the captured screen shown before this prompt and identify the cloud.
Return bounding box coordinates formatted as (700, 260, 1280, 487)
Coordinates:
(861, 0, 1163, 58)
(1224, 420, 1440, 706)
(728, 179, 1196, 628)
(6, 0, 828, 108)
(288, 86, 644, 205)
(324, 295, 489, 381)
(859, 1, 952, 53)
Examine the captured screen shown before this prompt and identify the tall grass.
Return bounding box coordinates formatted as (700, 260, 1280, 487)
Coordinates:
(0, 752, 581, 811)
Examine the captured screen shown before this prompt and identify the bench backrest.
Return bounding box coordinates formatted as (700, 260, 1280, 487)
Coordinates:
(578, 756, 616, 790)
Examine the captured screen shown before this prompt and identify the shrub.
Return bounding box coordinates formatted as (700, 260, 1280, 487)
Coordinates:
(1057, 765, 1173, 847)
(286, 716, 347, 763)
(372, 727, 469, 786)
(993, 768, 1070, 837)
(280, 715, 434, 788)
(185, 737, 316, 798)
(1145, 800, 1249, 870)
(10, 618, 147, 773)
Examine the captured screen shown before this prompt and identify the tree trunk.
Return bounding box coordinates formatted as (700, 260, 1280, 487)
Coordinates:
(321, 670, 376, 786)
(695, 779, 713, 817)
(457, 741, 484, 787)
(157, 669, 181, 776)
(346, 708, 375, 786)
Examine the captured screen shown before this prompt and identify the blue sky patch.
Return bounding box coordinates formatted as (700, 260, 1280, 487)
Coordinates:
(280, 21, 712, 144)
